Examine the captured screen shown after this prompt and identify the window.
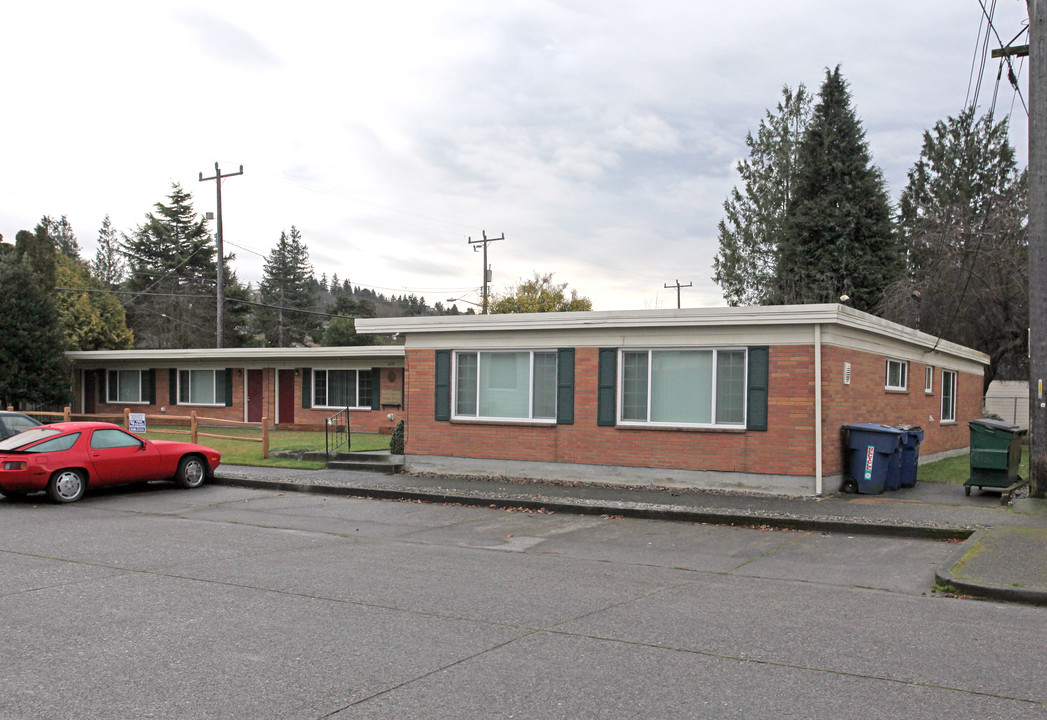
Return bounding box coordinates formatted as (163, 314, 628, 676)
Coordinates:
(27, 433, 81, 453)
(107, 370, 150, 404)
(925, 366, 933, 394)
(313, 369, 373, 409)
(885, 359, 908, 391)
(619, 348, 746, 427)
(453, 351, 557, 421)
(178, 369, 227, 406)
(90, 428, 142, 449)
(941, 370, 957, 422)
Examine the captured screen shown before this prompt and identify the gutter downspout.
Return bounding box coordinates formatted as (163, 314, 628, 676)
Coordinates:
(815, 324, 824, 495)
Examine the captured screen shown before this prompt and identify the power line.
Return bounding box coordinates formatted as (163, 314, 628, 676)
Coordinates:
(56, 287, 359, 320)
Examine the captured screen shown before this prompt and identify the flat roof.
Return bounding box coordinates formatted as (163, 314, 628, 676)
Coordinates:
(355, 304, 989, 365)
(66, 346, 405, 363)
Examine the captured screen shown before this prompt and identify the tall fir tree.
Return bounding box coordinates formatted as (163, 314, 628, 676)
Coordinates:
(773, 66, 900, 312)
(91, 215, 125, 287)
(884, 107, 1027, 386)
(254, 226, 319, 346)
(713, 84, 812, 306)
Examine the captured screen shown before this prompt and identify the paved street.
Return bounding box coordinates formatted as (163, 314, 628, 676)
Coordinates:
(2, 483, 1044, 719)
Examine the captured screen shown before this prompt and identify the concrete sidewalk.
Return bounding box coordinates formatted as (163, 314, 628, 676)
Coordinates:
(213, 465, 1047, 606)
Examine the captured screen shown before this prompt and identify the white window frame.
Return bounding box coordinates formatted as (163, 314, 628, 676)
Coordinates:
(617, 347, 748, 429)
(312, 369, 373, 409)
(924, 366, 933, 394)
(451, 350, 558, 423)
(941, 369, 957, 423)
(107, 369, 149, 405)
(885, 359, 908, 391)
(177, 369, 226, 407)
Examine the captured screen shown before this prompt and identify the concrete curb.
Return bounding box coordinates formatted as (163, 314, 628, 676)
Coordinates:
(212, 475, 972, 541)
(934, 530, 1047, 606)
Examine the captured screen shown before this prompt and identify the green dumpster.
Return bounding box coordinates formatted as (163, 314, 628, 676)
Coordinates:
(964, 418, 1026, 496)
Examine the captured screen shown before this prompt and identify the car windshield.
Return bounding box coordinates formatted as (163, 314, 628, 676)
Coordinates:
(0, 427, 62, 451)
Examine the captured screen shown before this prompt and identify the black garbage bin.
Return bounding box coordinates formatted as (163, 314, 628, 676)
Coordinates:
(965, 418, 1026, 496)
(894, 426, 924, 488)
(842, 424, 904, 494)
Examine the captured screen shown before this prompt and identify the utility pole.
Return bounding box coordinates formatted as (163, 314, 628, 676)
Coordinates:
(199, 162, 243, 348)
(663, 279, 692, 309)
(467, 230, 503, 314)
(1028, 0, 1047, 497)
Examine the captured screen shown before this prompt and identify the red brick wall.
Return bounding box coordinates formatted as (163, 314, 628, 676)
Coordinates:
(404, 345, 982, 478)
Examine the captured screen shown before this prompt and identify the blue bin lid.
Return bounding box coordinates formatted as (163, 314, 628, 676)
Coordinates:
(842, 423, 903, 435)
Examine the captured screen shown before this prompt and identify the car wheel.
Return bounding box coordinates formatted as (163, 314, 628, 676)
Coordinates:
(175, 455, 207, 489)
(47, 469, 86, 503)
(841, 477, 858, 494)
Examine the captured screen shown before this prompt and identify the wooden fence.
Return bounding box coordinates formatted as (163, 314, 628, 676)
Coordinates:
(8, 406, 270, 459)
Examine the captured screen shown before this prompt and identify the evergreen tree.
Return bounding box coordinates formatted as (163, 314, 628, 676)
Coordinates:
(56, 255, 134, 350)
(0, 235, 70, 408)
(42, 215, 81, 262)
(491, 272, 593, 313)
(91, 215, 125, 287)
(713, 84, 812, 306)
(120, 183, 222, 348)
(254, 226, 319, 346)
(883, 107, 1027, 386)
(774, 66, 900, 312)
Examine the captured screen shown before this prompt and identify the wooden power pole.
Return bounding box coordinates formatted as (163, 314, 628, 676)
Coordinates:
(663, 279, 692, 309)
(199, 162, 243, 348)
(1029, 0, 1046, 497)
(468, 231, 503, 314)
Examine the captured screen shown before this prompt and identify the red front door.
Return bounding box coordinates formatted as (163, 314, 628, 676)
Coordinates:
(247, 370, 264, 423)
(279, 370, 295, 424)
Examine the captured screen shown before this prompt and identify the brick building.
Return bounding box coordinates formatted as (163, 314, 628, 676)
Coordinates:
(357, 304, 987, 495)
(66, 347, 406, 434)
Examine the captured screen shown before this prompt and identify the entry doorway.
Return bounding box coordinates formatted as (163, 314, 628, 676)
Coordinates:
(247, 370, 264, 423)
(278, 369, 295, 425)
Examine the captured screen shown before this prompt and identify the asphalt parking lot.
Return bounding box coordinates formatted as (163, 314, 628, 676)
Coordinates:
(2, 483, 1045, 719)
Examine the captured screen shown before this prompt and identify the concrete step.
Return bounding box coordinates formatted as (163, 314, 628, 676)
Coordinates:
(325, 451, 404, 474)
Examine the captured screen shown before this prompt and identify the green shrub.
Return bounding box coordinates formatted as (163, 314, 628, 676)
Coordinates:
(390, 420, 405, 455)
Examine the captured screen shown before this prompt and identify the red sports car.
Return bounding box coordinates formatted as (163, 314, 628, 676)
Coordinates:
(0, 421, 222, 503)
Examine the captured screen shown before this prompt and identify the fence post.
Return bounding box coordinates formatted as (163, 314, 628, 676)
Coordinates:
(64, 406, 71, 422)
(261, 416, 269, 459)
(191, 411, 198, 444)
(124, 408, 130, 429)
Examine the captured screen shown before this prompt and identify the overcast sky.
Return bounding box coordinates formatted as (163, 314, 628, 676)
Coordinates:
(1, 1, 1031, 311)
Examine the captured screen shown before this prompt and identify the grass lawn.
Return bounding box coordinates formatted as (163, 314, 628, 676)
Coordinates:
(919, 443, 1029, 485)
(143, 426, 390, 470)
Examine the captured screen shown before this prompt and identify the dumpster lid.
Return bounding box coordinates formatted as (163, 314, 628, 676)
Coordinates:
(969, 418, 1023, 432)
(842, 423, 903, 434)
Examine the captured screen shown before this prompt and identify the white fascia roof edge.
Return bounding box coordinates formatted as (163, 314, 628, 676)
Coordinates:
(65, 346, 406, 363)
(355, 304, 989, 365)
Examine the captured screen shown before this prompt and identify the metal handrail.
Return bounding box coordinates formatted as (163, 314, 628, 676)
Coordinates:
(325, 407, 351, 460)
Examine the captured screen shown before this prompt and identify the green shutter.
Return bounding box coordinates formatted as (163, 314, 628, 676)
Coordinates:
(556, 348, 575, 425)
(371, 368, 381, 410)
(747, 346, 769, 431)
(169, 369, 177, 404)
(434, 350, 451, 421)
(148, 369, 157, 405)
(302, 368, 312, 408)
(224, 368, 234, 407)
(597, 348, 617, 426)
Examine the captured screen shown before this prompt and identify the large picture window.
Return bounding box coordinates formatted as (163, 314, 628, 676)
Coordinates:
(178, 369, 227, 406)
(619, 348, 747, 427)
(453, 351, 557, 421)
(107, 370, 149, 404)
(941, 370, 957, 422)
(313, 369, 373, 409)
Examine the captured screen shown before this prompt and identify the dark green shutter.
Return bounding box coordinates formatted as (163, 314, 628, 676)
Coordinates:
(556, 348, 574, 425)
(434, 350, 451, 421)
(747, 346, 769, 431)
(302, 368, 312, 408)
(224, 369, 234, 407)
(597, 348, 617, 426)
(148, 369, 157, 405)
(371, 368, 381, 410)
(169, 369, 177, 404)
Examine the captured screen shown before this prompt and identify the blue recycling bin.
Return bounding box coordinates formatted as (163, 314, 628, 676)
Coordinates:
(895, 426, 924, 488)
(842, 424, 904, 494)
